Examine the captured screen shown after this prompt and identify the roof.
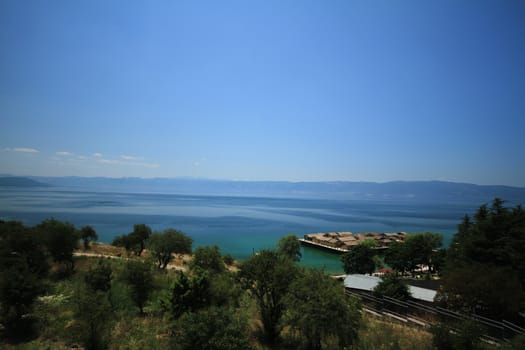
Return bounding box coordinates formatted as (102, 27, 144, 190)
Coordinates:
(344, 274, 437, 303)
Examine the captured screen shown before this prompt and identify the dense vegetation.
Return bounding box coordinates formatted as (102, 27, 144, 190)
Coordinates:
(1, 198, 524, 349)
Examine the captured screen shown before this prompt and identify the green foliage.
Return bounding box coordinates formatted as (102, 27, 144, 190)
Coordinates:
(385, 232, 443, 275)
(284, 268, 361, 349)
(129, 224, 152, 256)
(373, 273, 411, 301)
(277, 234, 302, 262)
(148, 229, 193, 269)
(341, 244, 375, 274)
(37, 218, 79, 272)
(122, 260, 154, 315)
(442, 264, 524, 319)
(174, 306, 254, 350)
(112, 224, 152, 256)
(190, 245, 225, 274)
(170, 270, 211, 319)
(442, 199, 525, 320)
(239, 250, 297, 344)
(223, 253, 235, 266)
(0, 261, 43, 336)
(80, 225, 98, 250)
(0, 220, 48, 277)
(73, 287, 113, 350)
(0, 221, 47, 337)
(84, 259, 112, 292)
(431, 320, 484, 350)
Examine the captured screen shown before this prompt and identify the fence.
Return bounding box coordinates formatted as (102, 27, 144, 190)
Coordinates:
(345, 289, 524, 343)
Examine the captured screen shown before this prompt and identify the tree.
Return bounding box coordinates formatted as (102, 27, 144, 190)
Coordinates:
(431, 320, 484, 350)
(175, 306, 254, 350)
(385, 241, 409, 274)
(80, 225, 98, 250)
(73, 286, 113, 350)
(239, 250, 297, 345)
(170, 270, 211, 319)
(284, 268, 361, 349)
(37, 218, 79, 272)
(441, 265, 524, 320)
(0, 221, 46, 336)
(277, 234, 302, 262)
(441, 199, 525, 320)
(190, 245, 225, 274)
(123, 260, 153, 315)
(341, 244, 375, 274)
(111, 224, 152, 256)
(373, 273, 411, 301)
(129, 224, 152, 256)
(84, 259, 112, 292)
(148, 229, 193, 269)
(0, 261, 43, 336)
(403, 232, 442, 274)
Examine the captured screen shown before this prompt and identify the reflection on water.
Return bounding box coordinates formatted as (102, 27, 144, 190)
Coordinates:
(1, 187, 481, 272)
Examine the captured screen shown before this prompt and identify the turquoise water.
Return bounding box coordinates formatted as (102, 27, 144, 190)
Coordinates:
(0, 187, 481, 273)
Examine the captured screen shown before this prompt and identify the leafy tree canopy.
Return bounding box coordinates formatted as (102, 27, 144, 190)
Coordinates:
(277, 234, 302, 262)
(36, 218, 79, 271)
(79, 225, 98, 250)
(373, 273, 411, 301)
(442, 198, 525, 321)
(175, 306, 254, 350)
(148, 229, 192, 269)
(239, 250, 298, 345)
(341, 243, 376, 274)
(190, 245, 225, 274)
(122, 260, 154, 315)
(284, 268, 361, 349)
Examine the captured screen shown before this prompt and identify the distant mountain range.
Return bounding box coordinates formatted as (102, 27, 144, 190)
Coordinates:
(1, 175, 524, 204)
(0, 176, 50, 188)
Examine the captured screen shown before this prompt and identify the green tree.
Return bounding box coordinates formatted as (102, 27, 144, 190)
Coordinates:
(403, 232, 442, 274)
(431, 320, 484, 350)
(384, 241, 409, 274)
(111, 224, 153, 256)
(0, 221, 46, 336)
(341, 244, 375, 274)
(170, 270, 211, 319)
(284, 268, 361, 349)
(148, 229, 193, 269)
(0, 261, 43, 336)
(239, 250, 297, 345)
(123, 260, 153, 315)
(175, 306, 254, 350)
(37, 218, 79, 272)
(80, 225, 98, 250)
(442, 199, 525, 320)
(223, 253, 235, 266)
(84, 259, 112, 292)
(0, 220, 48, 277)
(73, 286, 113, 350)
(441, 265, 524, 320)
(190, 245, 225, 274)
(277, 234, 302, 262)
(373, 273, 411, 301)
(129, 224, 152, 256)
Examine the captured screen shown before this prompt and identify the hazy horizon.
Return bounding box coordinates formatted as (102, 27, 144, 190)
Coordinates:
(2, 1, 525, 186)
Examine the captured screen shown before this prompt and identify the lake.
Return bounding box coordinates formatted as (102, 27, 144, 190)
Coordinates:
(0, 187, 482, 273)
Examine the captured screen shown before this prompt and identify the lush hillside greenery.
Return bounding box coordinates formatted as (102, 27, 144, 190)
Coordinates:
(1, 198, 524, 349)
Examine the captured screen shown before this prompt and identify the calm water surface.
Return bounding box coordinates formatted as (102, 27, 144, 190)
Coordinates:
(0, 187, 481, 273)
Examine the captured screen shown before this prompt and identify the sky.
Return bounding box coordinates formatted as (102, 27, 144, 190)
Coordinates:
(1, 1, 525, 186)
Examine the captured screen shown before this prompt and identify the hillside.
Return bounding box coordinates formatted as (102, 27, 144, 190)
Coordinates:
(0, 176, 50, 188)
(26, 176, 525, 202)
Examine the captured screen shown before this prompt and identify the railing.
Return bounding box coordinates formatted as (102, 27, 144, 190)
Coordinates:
(345, 289, 524, 343)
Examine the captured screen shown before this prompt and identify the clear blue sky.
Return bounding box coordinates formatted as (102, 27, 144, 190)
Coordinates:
(1, 0, 525, 186)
